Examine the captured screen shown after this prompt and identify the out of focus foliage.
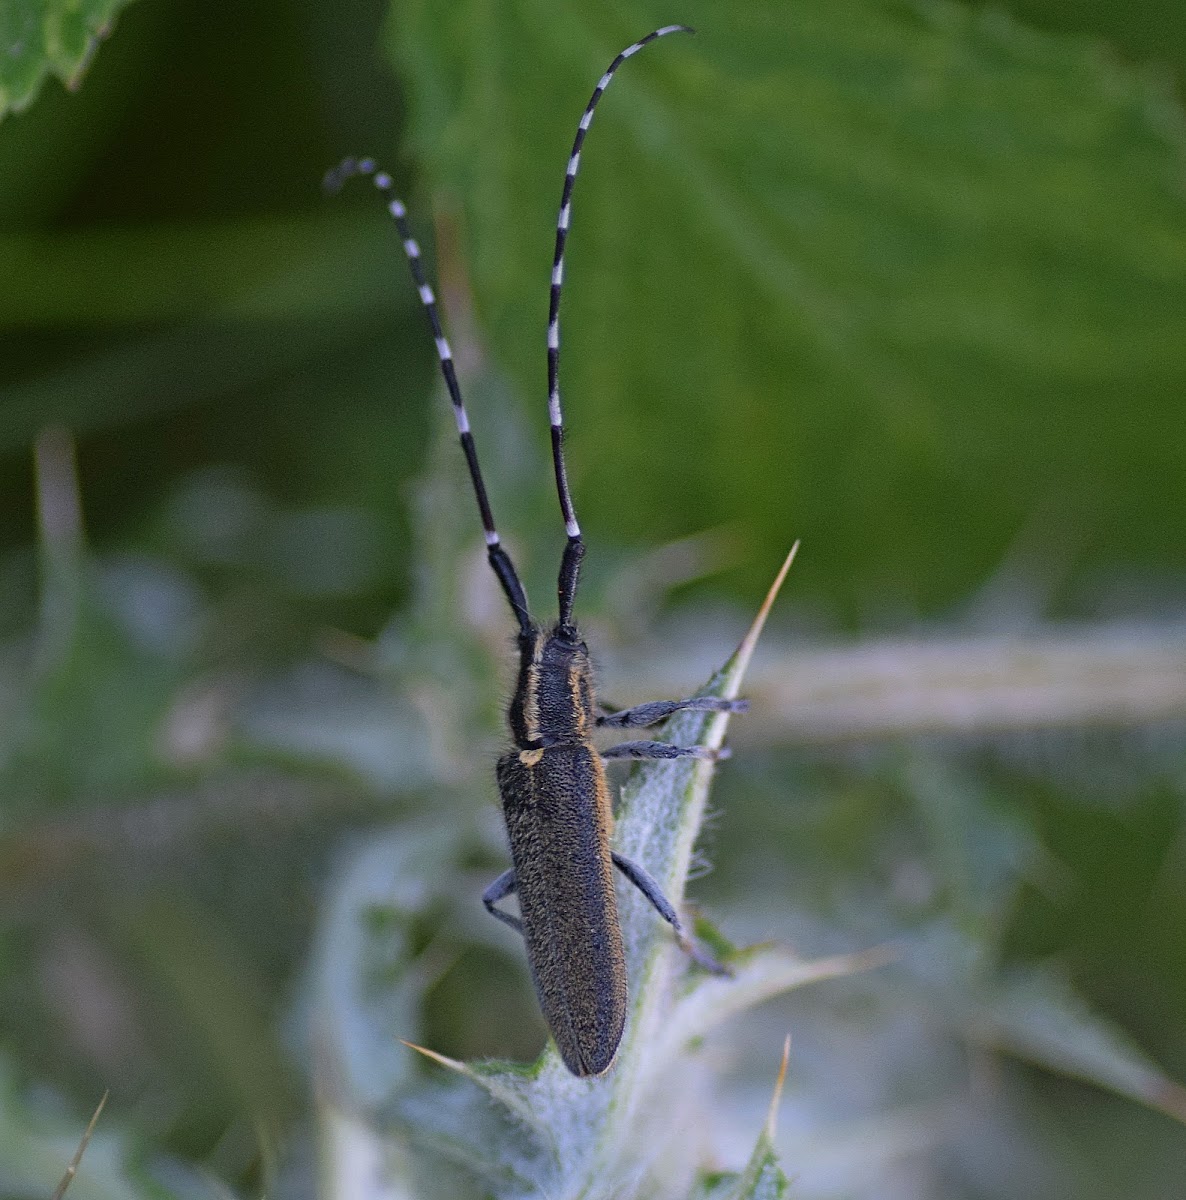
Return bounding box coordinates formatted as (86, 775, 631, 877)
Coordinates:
(0, 0, 135, 118)
(1, 0, 1184, 1196)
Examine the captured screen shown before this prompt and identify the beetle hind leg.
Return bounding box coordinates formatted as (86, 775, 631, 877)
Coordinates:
(612, 853, 730, 976)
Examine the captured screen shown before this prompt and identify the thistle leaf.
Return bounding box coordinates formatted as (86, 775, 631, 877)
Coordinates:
(724, 1039, 793, 1200)
(974, 964, 1186, 1126)
(652, 941, 892, 1073)
(337, 547, 883, 1199)
(51, 1091, 106, 1200)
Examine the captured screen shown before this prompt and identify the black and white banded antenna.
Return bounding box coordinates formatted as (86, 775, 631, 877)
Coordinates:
(324, 23, 692, 637)
(324, 155, 532, 635)
(547, 24, 692, 629)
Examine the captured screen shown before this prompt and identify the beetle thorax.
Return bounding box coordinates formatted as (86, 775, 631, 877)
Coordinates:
(508, 627, 596, 748)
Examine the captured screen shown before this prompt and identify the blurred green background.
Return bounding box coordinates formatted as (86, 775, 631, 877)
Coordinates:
(1, 0, 1185, 1196)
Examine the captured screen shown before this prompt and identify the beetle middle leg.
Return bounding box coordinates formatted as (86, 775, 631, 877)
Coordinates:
(601, 740, 731, 763)
(483, 868, 523, 935)
(597, 696, 748, 729)
(612, 853, 729, 975)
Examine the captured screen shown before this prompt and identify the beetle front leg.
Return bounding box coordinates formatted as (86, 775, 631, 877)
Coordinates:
(597, 696, 748, 729)
(483, 868, 523, 935)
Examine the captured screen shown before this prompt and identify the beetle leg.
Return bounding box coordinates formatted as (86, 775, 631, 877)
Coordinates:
(612, 853, 730, 976)
(601, 740, 731, 762)
(596, 697, 748, 728)
(483, 868, 523, 935)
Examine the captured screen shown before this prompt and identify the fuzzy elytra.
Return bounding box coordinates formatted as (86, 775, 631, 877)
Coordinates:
(326, 24, 740, 1077)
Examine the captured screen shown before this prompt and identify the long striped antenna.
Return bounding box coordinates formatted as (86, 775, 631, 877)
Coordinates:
(324, 156, 532, 636)
(548, 24, 693, 629)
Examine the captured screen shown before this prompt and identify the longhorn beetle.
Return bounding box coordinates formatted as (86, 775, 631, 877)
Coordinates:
(326, 24, 742, 1077)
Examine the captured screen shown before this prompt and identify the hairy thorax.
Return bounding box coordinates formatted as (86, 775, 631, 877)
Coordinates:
(507, 625, 597, 750)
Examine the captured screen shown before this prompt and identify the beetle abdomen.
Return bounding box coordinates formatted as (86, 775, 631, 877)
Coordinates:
(496, 744, 626, 1076)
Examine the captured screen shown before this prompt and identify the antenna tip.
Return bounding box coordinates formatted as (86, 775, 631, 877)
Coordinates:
(323, 156, 358, 195)
(323, 156, 381, 196)
(658, 23, 695, 37)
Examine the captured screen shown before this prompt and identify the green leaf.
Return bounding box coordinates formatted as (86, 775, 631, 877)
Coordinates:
(385, 0, 1186, 610)
(0, 0, 137, 119)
